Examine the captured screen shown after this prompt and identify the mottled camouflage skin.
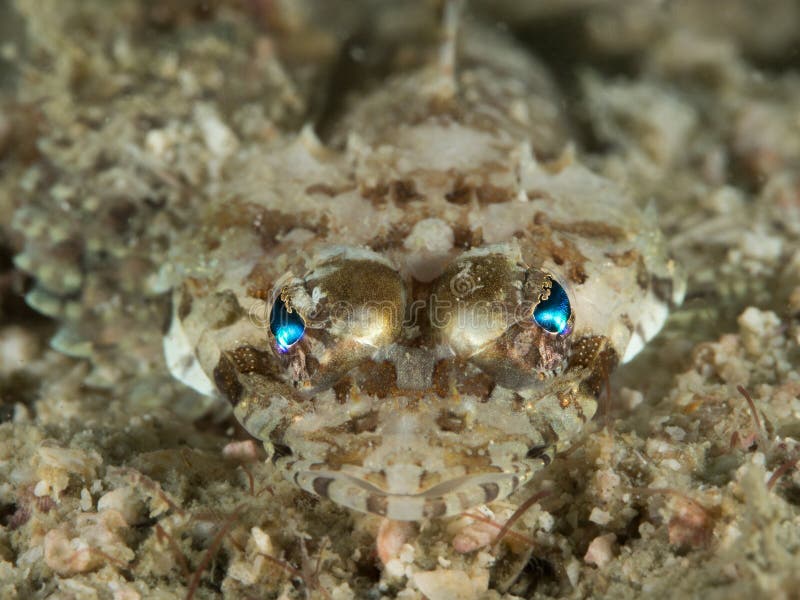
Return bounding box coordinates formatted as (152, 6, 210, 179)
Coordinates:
(164, 21, 684, 519)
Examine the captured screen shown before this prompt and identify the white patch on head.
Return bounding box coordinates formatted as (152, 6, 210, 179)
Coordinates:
(163, 314, 216, 397)
(471, 202, 541, 244)
(403, 218, 455, 281)
(394, 122, 507, 172)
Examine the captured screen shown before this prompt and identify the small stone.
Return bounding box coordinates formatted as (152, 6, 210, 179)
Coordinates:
(738, 307, 781, 355)
(565, 557, 581, 587)
(589, 507, 611, 525)
(451, 514, 499, 553)
(34, 480, 50, 497)
(584, 533, 617, 568)
(251, 527, 273, 556)
(639, 521, 657, 540)
(195, 103, 238, 159)
(475, 551, 495, 569)
(538, 511, 555, 532)
(412, 569, 489, 600)
(98, 487, 143, 526)
(222, 440, 263, 462)
(377, 519, 416, 566)
(0, 326, 39, 375)
(665, 426, 686, 441)
(594, 469, 622, 502)
(330, 582, 355, 600)
(80, 488, 93, 511)
(384, 558, 405, 579)
(620, 387, 644, 410)
(398, 543, 415, 564)
(739, 229, 782, 262)
(667, 496, 711, 549)
(35, 445, 103, 499)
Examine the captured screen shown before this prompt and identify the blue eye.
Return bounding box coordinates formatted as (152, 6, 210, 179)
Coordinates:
(270, 296, 305, 352)
(533, 279, 572, 335)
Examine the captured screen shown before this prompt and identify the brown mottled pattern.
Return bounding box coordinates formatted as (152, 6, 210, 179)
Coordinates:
(204, 204, 309, 250)
(475, 183, 513, 204)
(332, 377, 352, 404)
(392, 179, 422, 204)
(576, 344, 619, 397)
(356, 361, 399, 399)
(605, 248, 640, 268)
(452, 223, 484, 249)
(445, 179, 472, 204)
(230, 345, 278, 378)
(213, 353, 243, 406)
(334, 411, 380, 435)
(360, 179, 423, 207)
(367, 223, 413, 252)
(159, 12, 683, 521)
(526, 220, 590, 285)
(568, 336, 607, 370)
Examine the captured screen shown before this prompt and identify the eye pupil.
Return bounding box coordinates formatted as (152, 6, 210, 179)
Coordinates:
(270, 296, 305, 352)
(533, 279, 571, 335)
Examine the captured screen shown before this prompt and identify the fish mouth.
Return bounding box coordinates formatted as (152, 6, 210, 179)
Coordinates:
(288, 463, 537, 521)
(276, 396, 555, 519)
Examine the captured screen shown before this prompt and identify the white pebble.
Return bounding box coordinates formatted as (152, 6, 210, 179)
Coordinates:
(0, 326, 39, 374)
(98, 487, 142, 525)
(384, 558, 405, 579)
(251, 527, 274, 556)
(195, 103, 238, 159)
(584, 533, 616, 568)
(565, 557, 581, 587)
(536, 511, 554, 532)
(665, 426, 686, 441)
(34, 480, 50, 497)
(589, 507, 611, 525)
(79, 488, 93, 511)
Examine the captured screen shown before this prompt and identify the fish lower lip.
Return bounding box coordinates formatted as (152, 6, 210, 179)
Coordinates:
(288, 465, 534, 520)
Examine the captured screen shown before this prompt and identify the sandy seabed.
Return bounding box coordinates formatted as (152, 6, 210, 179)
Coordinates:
(1, 1, 800, 598)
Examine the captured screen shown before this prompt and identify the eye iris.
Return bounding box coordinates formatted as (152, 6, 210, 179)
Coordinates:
(269, 296, 305, 352)
(533, 279, 571, 335)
